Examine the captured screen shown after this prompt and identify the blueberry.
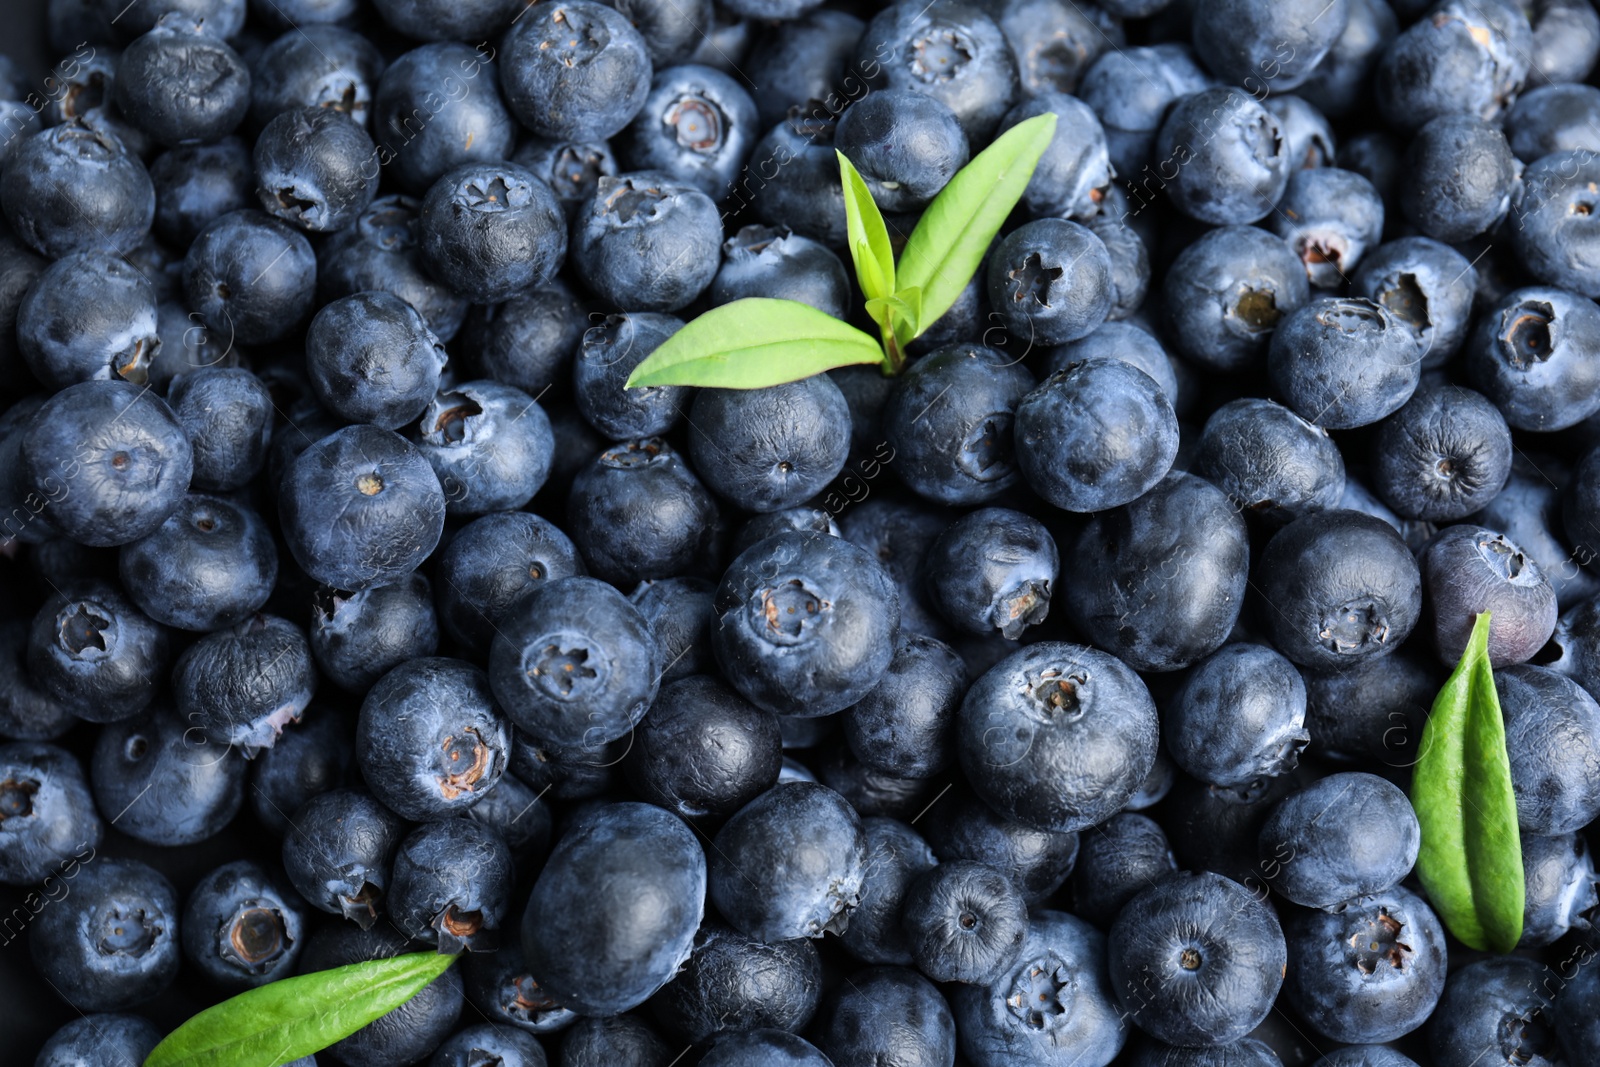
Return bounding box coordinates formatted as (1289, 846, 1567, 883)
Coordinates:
(570, 174, 722, 312)
(512, 136, 619, 220)
(1080, 44, 1211, 181)
(30, 857, 179, 1011)
(416, 379, 553, 515)
(433, 511, 582, 657)
(33, 1014, 164, 1067)
(1268, 298, 1421, 430)
(1264, 94, 1338, 169)
(1474, 471, 1600, 610)
(838, 497, 953, 640)
(747, 110, 851, 250)
(839, 816, 936, 965)
(166, 367, 274, 492)
(500, 0, 651, 143)
(463, 279, 587, 395)
(1371, 385, 1512, 524)
(743, 10, 865, 130)
(278, 423, 446, 592)
(1065, 472, 1250, 672)
(1269, 167, 1383, 288)
(599, 0, 713, 68)
(281, 787, 406, 927)
(1374, 0, 1531, 132)
(713, 530, 898, 717)
(18, 250, 159, 390)
(902, 860, 1026, 984)
(1161, 225, 1310, 374)
(320, 195, 471, 343)
(373, 43, 516, 196)
(248, 708, 354, 836)
(1557, 945, 1600, 1063)
(1423, 525, 1558, 667)
(1166, 644, 1309, 787)
(1467, 286, 1600, 431)
(419, 162, 567, 305)
(91, 703, 245, 845)
(958, 642, 1158, 834)
(172, 614, 312, 754)
(815, 966, 956, 1067)
(1504, 83, 1600, 162)
(119, 495, 277, 631)
(1000, 91, 1111, 220)
(1164, 772, 1298, 888)
(1068, 812, 1176, 928)
(1520, 831, 1598, 947)
(462, 945, 577, 1035)
(1496, 664, 1600, 835)
(841, 632, 965, 779)
(700, 1030, 834, 1067)
(1, 123, 155, 260)
(622, 674, 781, 819)
(1427, 957, 1562, 1067)
(429, 1024, 546, 1067)
(27, 580, 168, 722)
(986, 219, 1113, 348)
(0, 742, 101, 886)
(389, 818, 514, 952)
(1152, 87, 1288, 226)
(814, 743, 937, 821)
(115, 17, 250, 147)
(1110, 872, 1285, 1048)
(730, 506, 839, 558)
(573, 312, 688, 440)
(368, 0, 523, 42)
(651, 922, 822, 1043)
(522, 801, 705, 1014)
(855, 0, 1019, 143)
(1193, 398, 1344, 526)
(1125, 1039, 1285, 1067)
(310, 576, 440, 695)
(180, 859, 303, 989)
(183, 208, 317, 345)
(710, 224, 851, 319)
(249, 23, 384, 131)
(950, 910, 1126, 1067)
(617, 64, 759, 200)
(1399, 115, 1518, 242)
(923, 507, 1056, 640)
(630, 576, 716, 683)
(1309, 1049, 1419, 1067)
(1258, 771, 1420, 909)
(1190, 0, 1349, 91)
(689, 377, 850, 513)
(357, 657, 509, 822)
(253, 106, 376, 233)
(1350, 236, 1479, 369)
(835, 88, 967, 212)
(559, 1015, 669, 1064)
(0, 620, 78, 742)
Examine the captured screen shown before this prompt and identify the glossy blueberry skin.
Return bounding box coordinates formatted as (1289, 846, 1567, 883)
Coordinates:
(248, 708, 354, 836)
(838, 817, 936, 965)
(28, 581, 168, 723)
(1069, 812, 1176, 928)
(298, 922, 463, 1067)
(1428, 957, 1562, 1067)
(571, 174, 722, 312)
(1269, 168, 1383, 288)
(282, 787, 406, 927)
(1375, 0, 1530, 132)
(814, 745, 936, 821)
(417, 380, 553, 516)
(882, 344, 1034, 506)
(709, 781, 865, 941)
(119, 495, 277, 631)
(183, 209, 317, 345)
(1475, 471, 1600, 610)
(1372, 386, 1511, 523)
(33, 1013, 164, 1067)
(1000, 91, 1111, 220)
(373, 43, 516, 197)
(321, 195, 471, 343)
(1153, 87, 1288, 226)
(1016, 358, 1176, 511)
(652, 922, 821, 1043)
(573, 312, 687, 440)
(731, 507, 839, 557)
(1257, 510, 1421, 670)
(1309, 648, 1438, 769)
(951, 910, 1125, 1067)
(357, 657, 509, 822)
(600, 0, 713, 67)
(1126, 1039, 1285, 1067)
(501, 0, 650, 143)
(1519, 831, 1598, 947)
(1511, 151, 1600, 298)
(524, 801, 705, 1014)
(700, 1030, 832, 1067)
(836, 88, 966, 212)
(310, 576, 440, 696)
(628, 577, 713, 684)
(420, 162, 567, 305)
(743, 10, 864, 129)
(513, 136, 619, 220)
(711, 224, 850, 319)
(1194, 398, 1344, 527)
(1065, 472, 1250, 673)
(902, 860, 1027, 985)
(838, 498, 951, 640)
(1505, 84, 1600, 162)
(254, 106, 376, 234)
(1557, 944, 1600, 1063)
(22, 378, 193, 548)
(180, 859, 304, 989)
(923, 508, 1056, 640)
(1424, 526, 1558, 667)
(489, 575, 660, 751)
(713, 531, 899, 717)
(2, 122, 154, 260)
(369, 0, 523, 40)
(30, 858, 179, 1011)
(1167, 644, 1309, 787)
(1496, 664, 1600, 835)
(841, 633, 965, 780)
(18, 250, 159, 390)
(389, 818, 514, 952)
(0, 620, 78, 742)
(1079, 44, 1210, 180)
(279, 424, 446, 592)
(0, 742, 101, 886)
(462, 945, 577, 1035)
(1162, 225, 1310, 374)
(987, 219, 1112, 348)
(689, 377, 851, 513)
(1264, 95, 1336, 173)
(250, 23, 384, 131)
(1298, 0, 1396, 117)
(1268, 298, 1421, 430)
(1529, 0, 1600, 81)
(1466, 286, 1600, 431)
(463, 280, 586, 395)
(1350, 236, 1478, 369)
(617, 65, 758, 200)
(856, 0, 1018, 143)
(747, 111, 850, 249)
(91, 702, 246, 845)
(1191, 0, 1348, 91)
(622, 674, 780, 819)
(1399, 115, 1518, 242)
(1258, 771, 1420, 909)
(435, 512, 582, 656)
(308, 291, 447, 428)
(958, 642, 1157, 835)
(817, 966, 955, 1067)
(1109, 872, 1285, 1048)
(1310, 1049, 1418, 1067)
(115, 18, 249, 146)
(429, 1024, 546, 1067)
(166, 367, 273, 492)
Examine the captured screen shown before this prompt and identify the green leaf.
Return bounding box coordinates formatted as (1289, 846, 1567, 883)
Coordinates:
(1411, 611, 1525, 953)
(144, 952, 455, 1067)
(896, 112, 1058, 339)
(864, 288, 923, 351)
(624, 298, 884, 389)
(837, 150, 896, 306)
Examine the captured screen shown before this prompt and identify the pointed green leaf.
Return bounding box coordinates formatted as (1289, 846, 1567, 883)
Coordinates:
(145, 952, 455, 1067)
(838, 150, 897, 304)
(896, 112, 1058, 339)
(891, 285, 922, 348)
(1411, 611, 1525, 953)
(624, 298, 884, 389)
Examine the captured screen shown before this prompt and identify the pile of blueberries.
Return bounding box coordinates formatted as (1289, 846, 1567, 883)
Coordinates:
(9, 0, 1600, 1063)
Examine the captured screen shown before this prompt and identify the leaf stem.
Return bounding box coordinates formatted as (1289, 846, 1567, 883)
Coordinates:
(880, 326, 906, 376)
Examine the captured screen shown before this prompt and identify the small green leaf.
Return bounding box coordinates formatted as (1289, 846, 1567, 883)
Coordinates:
(896, 112, 1058, 339)
(624, 298, 884, 389)
(864, 288, 922, 351)
(144, 952, 455, 1067)
(838, 150, 897, 306)
(1411, 611, 1525, 953)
